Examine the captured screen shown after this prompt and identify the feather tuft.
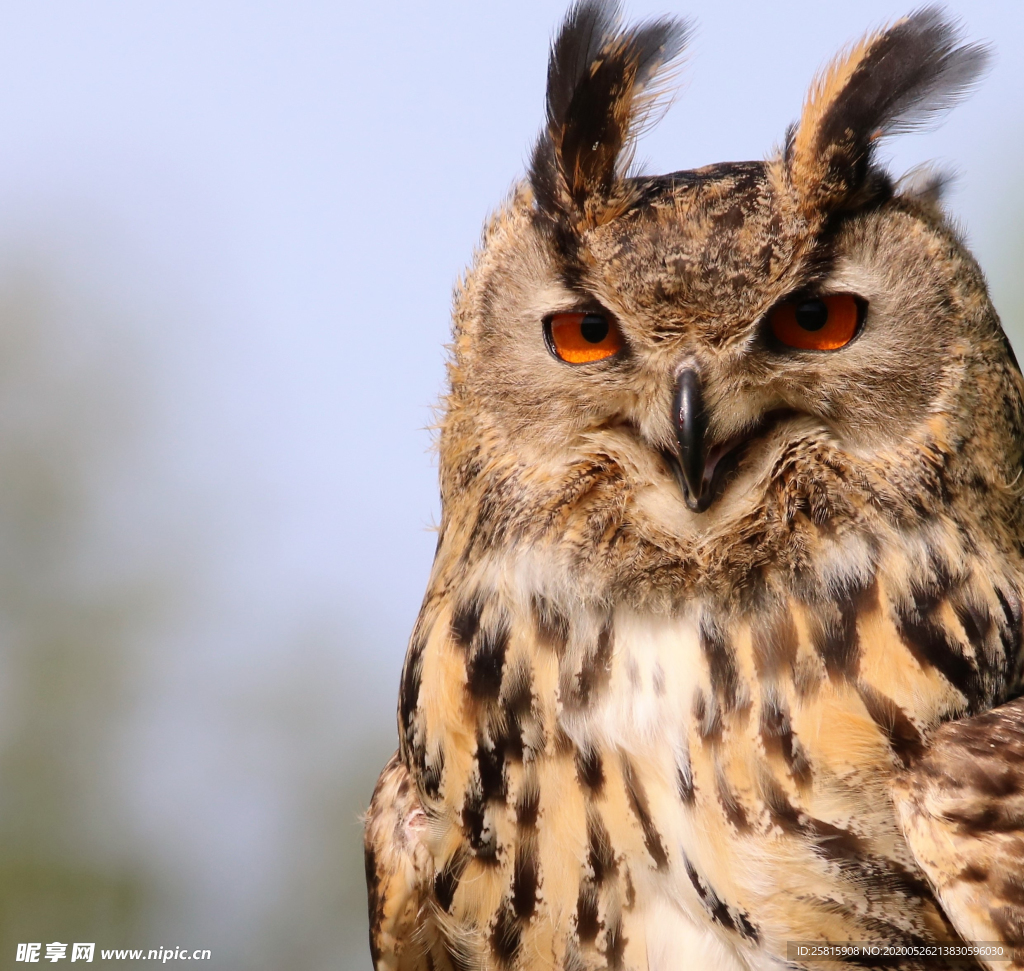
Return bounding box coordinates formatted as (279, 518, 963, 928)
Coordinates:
(529, 0, 692, 230)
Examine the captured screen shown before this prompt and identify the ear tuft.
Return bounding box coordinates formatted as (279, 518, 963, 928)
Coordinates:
(529, 0, 691, 231)
(784, 7, 989, 218)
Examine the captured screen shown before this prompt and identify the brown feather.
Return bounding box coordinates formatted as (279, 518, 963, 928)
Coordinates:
(895, 698, 1024, 969)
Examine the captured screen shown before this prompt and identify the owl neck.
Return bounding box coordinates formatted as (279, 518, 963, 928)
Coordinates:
(407, 494, 1024, 791)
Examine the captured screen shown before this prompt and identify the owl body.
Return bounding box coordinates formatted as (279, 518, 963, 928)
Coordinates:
(365, 5, 1024, 970)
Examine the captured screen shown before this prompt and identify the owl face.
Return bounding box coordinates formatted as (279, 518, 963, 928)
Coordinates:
(445, 4, 1017, 559)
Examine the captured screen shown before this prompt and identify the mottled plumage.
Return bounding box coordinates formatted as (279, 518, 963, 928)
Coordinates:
(895, 698, 1024, 966)
(365, 4, 1024, 969)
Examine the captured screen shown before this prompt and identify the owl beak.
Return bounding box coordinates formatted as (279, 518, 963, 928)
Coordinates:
(672, 367, 710, 511)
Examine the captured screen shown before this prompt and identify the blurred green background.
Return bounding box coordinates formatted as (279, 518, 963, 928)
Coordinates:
(0, 2, 1017, 969)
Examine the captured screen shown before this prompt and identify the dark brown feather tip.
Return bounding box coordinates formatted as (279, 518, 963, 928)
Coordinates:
(821, 7, 988, 146)
(529, 0, 691, 226)
(788, 6, 990, 213)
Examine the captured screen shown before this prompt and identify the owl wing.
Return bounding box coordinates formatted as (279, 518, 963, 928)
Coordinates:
(363, 752, 437, 971)
(892, 697, 1024, 968)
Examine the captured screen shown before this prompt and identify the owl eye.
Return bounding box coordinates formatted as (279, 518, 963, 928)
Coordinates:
(769, 294, 863, 351)
(545, 312, 624, 364)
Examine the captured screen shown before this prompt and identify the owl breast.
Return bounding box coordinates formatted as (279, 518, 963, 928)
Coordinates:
(398, 505, 1024, 970)
(538, 517, 1020, 969)
(559, 609, 750, 969)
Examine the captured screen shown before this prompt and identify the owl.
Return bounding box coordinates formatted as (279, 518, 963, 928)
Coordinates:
(364, 3, 1024, 970)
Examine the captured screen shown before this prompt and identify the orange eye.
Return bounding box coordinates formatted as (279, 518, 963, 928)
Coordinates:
(769, 294, 862, 351)
(546, 312, 624, 364)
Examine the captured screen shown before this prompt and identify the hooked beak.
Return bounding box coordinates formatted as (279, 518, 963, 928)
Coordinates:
(672, 367, 710, 512)
(668, 367, 793, 512)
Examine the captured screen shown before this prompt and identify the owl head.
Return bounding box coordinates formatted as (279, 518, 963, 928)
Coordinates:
(439, 2, 1021, 603)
